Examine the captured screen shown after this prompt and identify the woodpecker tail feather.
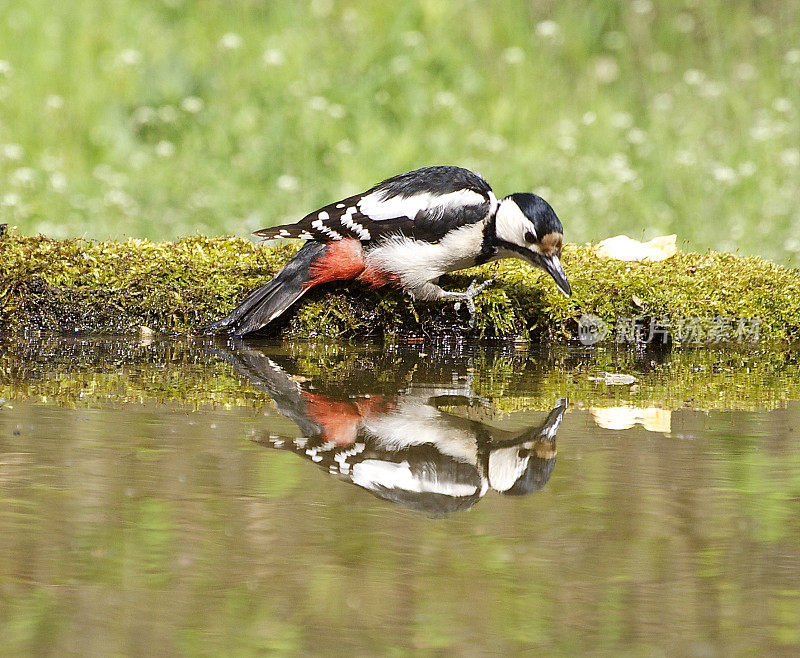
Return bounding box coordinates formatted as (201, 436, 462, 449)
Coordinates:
(205, 241, 328, 336)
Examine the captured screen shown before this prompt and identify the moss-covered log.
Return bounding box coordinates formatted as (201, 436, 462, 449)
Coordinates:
(2, 231, 800, 342)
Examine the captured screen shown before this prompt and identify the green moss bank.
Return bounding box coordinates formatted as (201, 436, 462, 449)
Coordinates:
(2, 232, 800, 342)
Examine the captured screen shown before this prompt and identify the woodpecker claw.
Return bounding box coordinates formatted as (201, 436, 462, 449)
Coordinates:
(443, 279, 493, 329)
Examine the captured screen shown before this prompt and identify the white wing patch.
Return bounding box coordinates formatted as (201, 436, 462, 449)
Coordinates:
(357, 189, 486, 221)
(311, 219, 343, 240)
(340, 214, 371, 240)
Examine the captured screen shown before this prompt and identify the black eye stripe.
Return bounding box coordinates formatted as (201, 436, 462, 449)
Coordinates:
(524, 231, 536, 243)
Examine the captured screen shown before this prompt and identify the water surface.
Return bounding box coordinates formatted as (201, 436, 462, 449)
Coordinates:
(1, 337, 799, 655)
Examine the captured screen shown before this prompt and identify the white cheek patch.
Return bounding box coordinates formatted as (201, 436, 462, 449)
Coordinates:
(495, 199, 536, 249)
(487, 447, 530, 492)
(357, 189, 486, 221)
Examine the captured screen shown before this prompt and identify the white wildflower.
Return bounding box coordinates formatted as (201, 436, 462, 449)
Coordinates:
(93, 164, 127, 187)
(780, 148, 800, 167)
(40, 155, 63, 171)
(683, 69, 705, 86)
(608, 153, 637, 183)
(49, 172, 67, 192)
(391, 55, 410, 74)
(328, 104, 345, 119)
(632, 0, 653, 14)
(180, 96, 203, 113)
(0, 60, 12, 76)
(535, 20, 560, 39)
(594, 57, 619, 83)
(132, 106, 156, 124)
(2, 143, 24, 160)
(218, 33, 242, 50)
(2, 193, 21, 207)
(734, 62, 757, 81)
(401, 31, 423, 48)
(117, 49, 142, 66)
(752, 16, 773, 36)
(485, 134, 508, 152)
(773, 97, 792, 113)
(11, 167, 36, 187)
(501, 46, 525, 65)
(626, 128, 646, 145)
(699, 80, 724, 98)
(651, 93, 673, 111)
(308, 96, 328, 111)
(712, 165, 737, 183)
(434, 91, 457, 107)
(0, 144, 25, 160)
(786, 49, 800, 65)
(262, 48, 285, 66)
(582, 111, 597, 125)
(104, 188, 134, 208)
(45, 94, 64, 110)
(557, 133, 576, 152)
(335, 140, 354, 154)
(310, 0, 333, 16)
(610, 112, 633, 129)
(738, 162, 757, 177)
(588, 182, 609, 202)
(277, 174, 299, 191)
(155, 140, 175, 158)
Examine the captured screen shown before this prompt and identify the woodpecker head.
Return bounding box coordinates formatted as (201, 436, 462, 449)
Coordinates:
(486, 397, 566, 496)
(493, 193, 571, 297)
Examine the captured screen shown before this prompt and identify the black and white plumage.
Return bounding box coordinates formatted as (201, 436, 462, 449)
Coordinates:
(216, 344, 567, 516)
(207, 165, 571, 336)
(255, 166, 495, 244)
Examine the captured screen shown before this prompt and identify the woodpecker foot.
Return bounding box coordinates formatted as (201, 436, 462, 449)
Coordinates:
(445, 279, 493, 328)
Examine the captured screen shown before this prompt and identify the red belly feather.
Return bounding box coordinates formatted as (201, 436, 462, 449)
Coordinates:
(307, 238, 365, 286)
(306, 238, 398, 289)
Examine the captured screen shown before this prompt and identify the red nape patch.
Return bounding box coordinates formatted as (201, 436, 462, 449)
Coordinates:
(307, 239, 365, 287)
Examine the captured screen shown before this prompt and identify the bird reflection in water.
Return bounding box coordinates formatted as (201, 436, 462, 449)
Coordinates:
(218, 344, 567, 516)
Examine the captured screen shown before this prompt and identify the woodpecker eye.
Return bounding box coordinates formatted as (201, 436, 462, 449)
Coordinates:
(524, 231, 537, 244)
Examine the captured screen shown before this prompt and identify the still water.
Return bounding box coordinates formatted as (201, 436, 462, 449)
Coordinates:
(1, 337, 799, 655)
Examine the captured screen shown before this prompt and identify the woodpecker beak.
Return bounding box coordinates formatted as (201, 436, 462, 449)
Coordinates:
(531, 253, 572, 297)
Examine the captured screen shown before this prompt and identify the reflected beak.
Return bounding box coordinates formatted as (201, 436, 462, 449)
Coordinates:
(533, 253, 572, 297)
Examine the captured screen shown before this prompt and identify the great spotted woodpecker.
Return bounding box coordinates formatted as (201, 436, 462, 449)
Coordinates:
(217, 344, 567, 515)
(207, 165, 571, 336)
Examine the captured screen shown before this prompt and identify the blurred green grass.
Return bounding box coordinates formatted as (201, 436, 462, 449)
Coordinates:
(0, 0, 798, 261)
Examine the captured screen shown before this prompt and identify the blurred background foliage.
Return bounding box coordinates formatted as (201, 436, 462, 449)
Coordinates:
(0, 0, 798, 261)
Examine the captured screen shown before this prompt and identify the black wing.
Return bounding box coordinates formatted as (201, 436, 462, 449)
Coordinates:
(255, 166, 495, 244)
